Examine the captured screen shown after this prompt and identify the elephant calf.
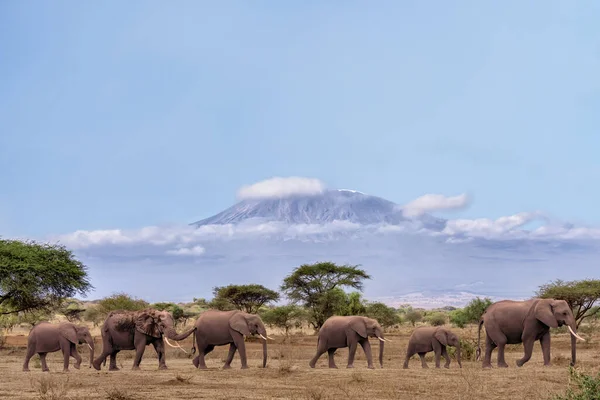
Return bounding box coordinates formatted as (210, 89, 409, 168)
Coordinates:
(23, 321, 95, 372)
(309, 316, 388, 369)
(403, 326, 462, 369)
(191, 310, 272, 370)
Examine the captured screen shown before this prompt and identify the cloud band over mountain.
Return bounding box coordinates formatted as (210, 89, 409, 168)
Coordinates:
(42, 177, 600, 305)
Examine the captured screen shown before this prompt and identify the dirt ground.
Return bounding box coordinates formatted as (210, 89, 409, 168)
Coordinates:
(1, 325, 598, 400)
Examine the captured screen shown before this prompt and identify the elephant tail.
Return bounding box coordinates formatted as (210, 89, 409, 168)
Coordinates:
(190, 329, 196, 355)
(475, 319, 484, 361)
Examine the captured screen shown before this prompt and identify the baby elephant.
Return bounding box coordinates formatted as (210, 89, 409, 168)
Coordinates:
(403, 326, 462, 369)
(23, 321, 95, 372)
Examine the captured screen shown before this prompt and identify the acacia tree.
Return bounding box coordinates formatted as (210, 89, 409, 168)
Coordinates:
(0, 239, 92, 315)
(536, 279, 600, 328)
(280, 261, 371, 329)
(211, 284, 280, 314)
(261, 305, 307, 337)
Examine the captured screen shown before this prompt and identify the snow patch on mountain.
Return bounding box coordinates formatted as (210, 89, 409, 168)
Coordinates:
(191, 189, 446, 230)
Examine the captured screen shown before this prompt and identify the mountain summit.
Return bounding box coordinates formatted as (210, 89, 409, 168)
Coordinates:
(191, 189, 445, 229)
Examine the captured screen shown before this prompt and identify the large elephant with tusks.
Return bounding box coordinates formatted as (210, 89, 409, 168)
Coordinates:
(477, 298, 585, 368)
(92, 308, 195, 371)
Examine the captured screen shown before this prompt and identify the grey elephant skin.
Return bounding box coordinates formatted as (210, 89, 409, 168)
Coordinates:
(92, 308, 195, 371)
(403, 326, 462, 369)
(191, 310, 272, 369)
(477, 298, 585, 368)
(23, 321, 95, 372)
(309, 315, 388, 369)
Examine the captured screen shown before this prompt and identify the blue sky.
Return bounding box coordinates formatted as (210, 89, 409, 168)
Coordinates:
(1, 2, 600, 304)
(1, 1, 598, 237)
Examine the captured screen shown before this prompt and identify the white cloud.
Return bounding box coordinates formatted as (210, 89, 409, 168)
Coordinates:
(441, 212, 544, 239)
(166, 245, 205, 256)
(236, 176, 326, 200)
(401, 193, 469, 217)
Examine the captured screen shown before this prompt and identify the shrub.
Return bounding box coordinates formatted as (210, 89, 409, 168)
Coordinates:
(426, 312, 446, 326)
(405, 310, 423, 326)
(448, 338, 478, 361)
(363, 302, 400, 328)
(450, 297, 492, 328)
(551, 366, 600, 399)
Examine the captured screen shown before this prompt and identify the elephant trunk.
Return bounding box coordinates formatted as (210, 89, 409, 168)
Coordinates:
(455, 345, 462, 368)
(568, 322, 578, 365)
(379, 339, 384, 368)
(86, 339, 95, 368)
(262, 337, 268, 368)
(164, 326, 196, 342)
(257, 325, 268, 368)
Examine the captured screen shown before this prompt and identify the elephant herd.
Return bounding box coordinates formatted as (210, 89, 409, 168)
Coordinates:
(21, 298, 586, 373)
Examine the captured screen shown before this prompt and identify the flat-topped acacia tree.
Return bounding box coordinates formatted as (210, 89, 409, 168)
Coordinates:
(280, 261, 371, 329)
(0, 239, 92, 315)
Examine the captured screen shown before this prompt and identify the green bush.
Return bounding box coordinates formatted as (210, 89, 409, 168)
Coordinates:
(551, 366, 600, 399)
(450, 297, 493, 328)
(447, 338, 477, 361)
(405, 310, 423, 326)
(363, 302, 400, 328)
(426, 312, 447, 326)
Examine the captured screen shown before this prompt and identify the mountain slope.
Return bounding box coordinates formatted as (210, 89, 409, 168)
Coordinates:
(191, 189, 446, 230)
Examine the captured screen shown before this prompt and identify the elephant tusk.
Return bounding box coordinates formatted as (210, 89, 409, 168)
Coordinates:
(378, 337, 386, 342)
(86, 343, 93, 351)
(259, 334, 268, 341)
(164, 336, 188, 353)
(567, 325, 585, 341)
(267, 336, 275, 340)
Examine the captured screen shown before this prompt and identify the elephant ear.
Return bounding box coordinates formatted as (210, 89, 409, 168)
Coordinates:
(534, 299, 558, 328)
(434, 329, 448, 346)
(349, 318, 368, 339)
(229, 312, 251, 336)
(135, 310, 161, 338)
(59, 324, 78, 345)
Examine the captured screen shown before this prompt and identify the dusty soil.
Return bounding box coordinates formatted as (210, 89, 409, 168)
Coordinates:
(1, 325, 598, 399)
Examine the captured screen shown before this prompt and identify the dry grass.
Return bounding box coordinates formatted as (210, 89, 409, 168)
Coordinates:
(1, 325, 599, 399)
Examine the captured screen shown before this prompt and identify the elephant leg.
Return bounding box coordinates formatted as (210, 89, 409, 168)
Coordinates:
(109, 351, 120, 371)
(418, 352, 428, 369)
(328, 348, 338, 368)
(540, 332, 551, 366)
(152, 340, 167, 370)
(60, 340, 74, 372)
(71, 345, 82, 370)
(223, 344, 236, 369)
(132, 332, 148, 370)
(441, 346, 451, 369)
(232, 333, 248, 369)
(39, 353, 50, 372)
(23, 347, 36, 372)
(516, 338, 535, 367)
(403, 344, 416, 369)
(347, 340, 358, 368)
(193, 340, 210, 369)
(359, 339, 374, 369)
(482, 334, 496, 368)
(309, 340, 328, 368)
(432, 341, 442, 368)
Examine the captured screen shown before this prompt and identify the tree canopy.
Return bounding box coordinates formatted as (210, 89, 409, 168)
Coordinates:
(280, 261, 371, 329)
(97, 292, 149, 314)
(0, 239, 92, 315)
(536, 279, 600, 327)
(211, 284, 280, 314)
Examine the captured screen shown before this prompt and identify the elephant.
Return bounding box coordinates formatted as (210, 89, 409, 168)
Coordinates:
(190, 310, 272, 369)
(92, 308, 195, 371)
(476, 298, 586, 368)
(403, 326, 462, 369)
(23, 321, 95, 372)
(308, 315, 388, 369)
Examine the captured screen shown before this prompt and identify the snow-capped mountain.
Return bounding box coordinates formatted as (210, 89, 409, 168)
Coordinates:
(191, 189, 446, 230)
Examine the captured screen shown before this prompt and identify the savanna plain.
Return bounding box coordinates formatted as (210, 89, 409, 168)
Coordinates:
(1, 324, 598, 400)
